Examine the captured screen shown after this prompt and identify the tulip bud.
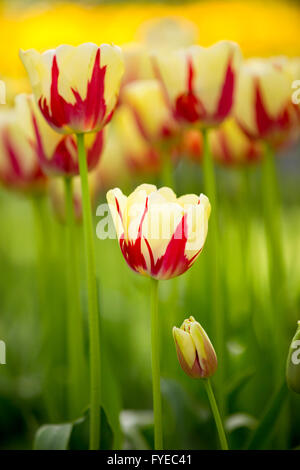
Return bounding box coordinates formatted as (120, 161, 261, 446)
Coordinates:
(286, 321, 300, 394)
(173, 316, 217, 379)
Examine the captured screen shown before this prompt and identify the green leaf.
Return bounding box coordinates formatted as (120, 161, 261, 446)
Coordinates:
(225, 413, 257, 433)
(225, 367, 256, 403)
(34, 423, 73, 450)
(120, 410, 153, 450)
(33, 407, 113, 450)
(246, 382, 288, 450)
(70, 407, 113, 450)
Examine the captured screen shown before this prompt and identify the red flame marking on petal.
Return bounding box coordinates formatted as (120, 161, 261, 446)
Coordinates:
(39, 48, 107, 132)
(119, 196, 148, 274)
(213, 56, 235, 122)
(31, 111, 103, 176)
(0, 128, 45, 191)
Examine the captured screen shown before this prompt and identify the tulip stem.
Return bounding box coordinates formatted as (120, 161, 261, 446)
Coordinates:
(32, 195, 57, 421)
(261, 143, 286, 374)
(161, 144, 174, 189)
(202, 127, 225, 416)
(239, 167, 253, 314)
(64, 176, 86, 419)
(150, 277, 163, 450)
(204, 379, 228, 450)
(77, 133, 101, 450)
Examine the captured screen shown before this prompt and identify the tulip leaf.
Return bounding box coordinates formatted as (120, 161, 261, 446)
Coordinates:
(70, 407, 113, 450)
(225, 367, 256, 403)
(246, 382, 288, 450)
(34, 423, 73, 450)
(33, 407, 113, 450)
(225, 413, 257, 433)
(120, 410, 153, 450)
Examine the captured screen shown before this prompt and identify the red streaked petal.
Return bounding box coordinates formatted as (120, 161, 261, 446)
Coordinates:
(144, 214, 202, 280)
(39, 49, 107, 133)
(120, 236, 147, 275)
(213, 56, 235, 122)
(32, 110, 103, 176)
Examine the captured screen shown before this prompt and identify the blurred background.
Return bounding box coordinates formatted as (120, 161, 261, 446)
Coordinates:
(0, 0, 299, 450)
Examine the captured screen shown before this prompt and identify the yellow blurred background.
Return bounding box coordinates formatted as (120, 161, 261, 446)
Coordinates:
(1, 0, 299, 79)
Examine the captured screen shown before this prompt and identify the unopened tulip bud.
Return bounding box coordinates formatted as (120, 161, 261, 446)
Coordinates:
(173, 316, 217, 379)
(286, 321, 300, 394)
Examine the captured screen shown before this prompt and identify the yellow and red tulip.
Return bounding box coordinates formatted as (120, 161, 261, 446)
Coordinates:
(210, 118, 262, 166)
(122, 79, 179, 143)
(139, 17, 198, 52)
(18, 93, 104, 176)
(154, 40, 242, 126)
(20, 43, 124, 134)
(0, 100, 46, 193)
(121, 43, 154, 90)
(234, 58, 295, 144)
(107, 184, 210, 280)
(173, 316, 217, 379)
(285, 58, 300, 137)
(17, 93, 104, 177)
(112, 105, 160, 174)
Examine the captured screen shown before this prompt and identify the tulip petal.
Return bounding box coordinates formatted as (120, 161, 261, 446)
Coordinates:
(173, 327, 196, 370)
(20, 44, 124, 134)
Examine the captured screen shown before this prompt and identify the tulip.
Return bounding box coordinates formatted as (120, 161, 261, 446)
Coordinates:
(153, 40, 242, 127)
(235, 59, 293, 381)
(140, 17, 198, 52)
(173, 316, 227, 450)
(0, 76, 31, 106)
(286, 321, 300, 394)
(21, 43, 124, 448)
(284, 58, 300, 140)
(173, 316, 217, 379)
(210, 118, 262, 166)
(107, 184, 211, 281)
(121, 18, 198, 91)
(122, 80, 179, 186)
(154, 42, 241, 413)
(179, 120, 262, 166)
(0, 100, 46, 193)
(234, 58, 295, 143)
(268, 56, 300, 129)
(16, 93, 104, 177)
(20, 43, 124, 134)
(121, 43, 154, 90)
(111, 105, 160, 175)
(9, 94, 92, 417)
(122, 79, 179, 143)
(107, 184, 210, 450)
(155, 41, 241, 415)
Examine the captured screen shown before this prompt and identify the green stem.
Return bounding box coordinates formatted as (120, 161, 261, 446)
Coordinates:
(32, 195, 57, 422)
(202, 127, 225, 417)
(261, 143, 286, 372)
(64, 176, 87, 419)
(77, 133, 101, 450)
(150, 278, 163, 450)
(239, 167, 253, 314)
(159, 142, 175, 189)
(204, 379, 228, 450)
